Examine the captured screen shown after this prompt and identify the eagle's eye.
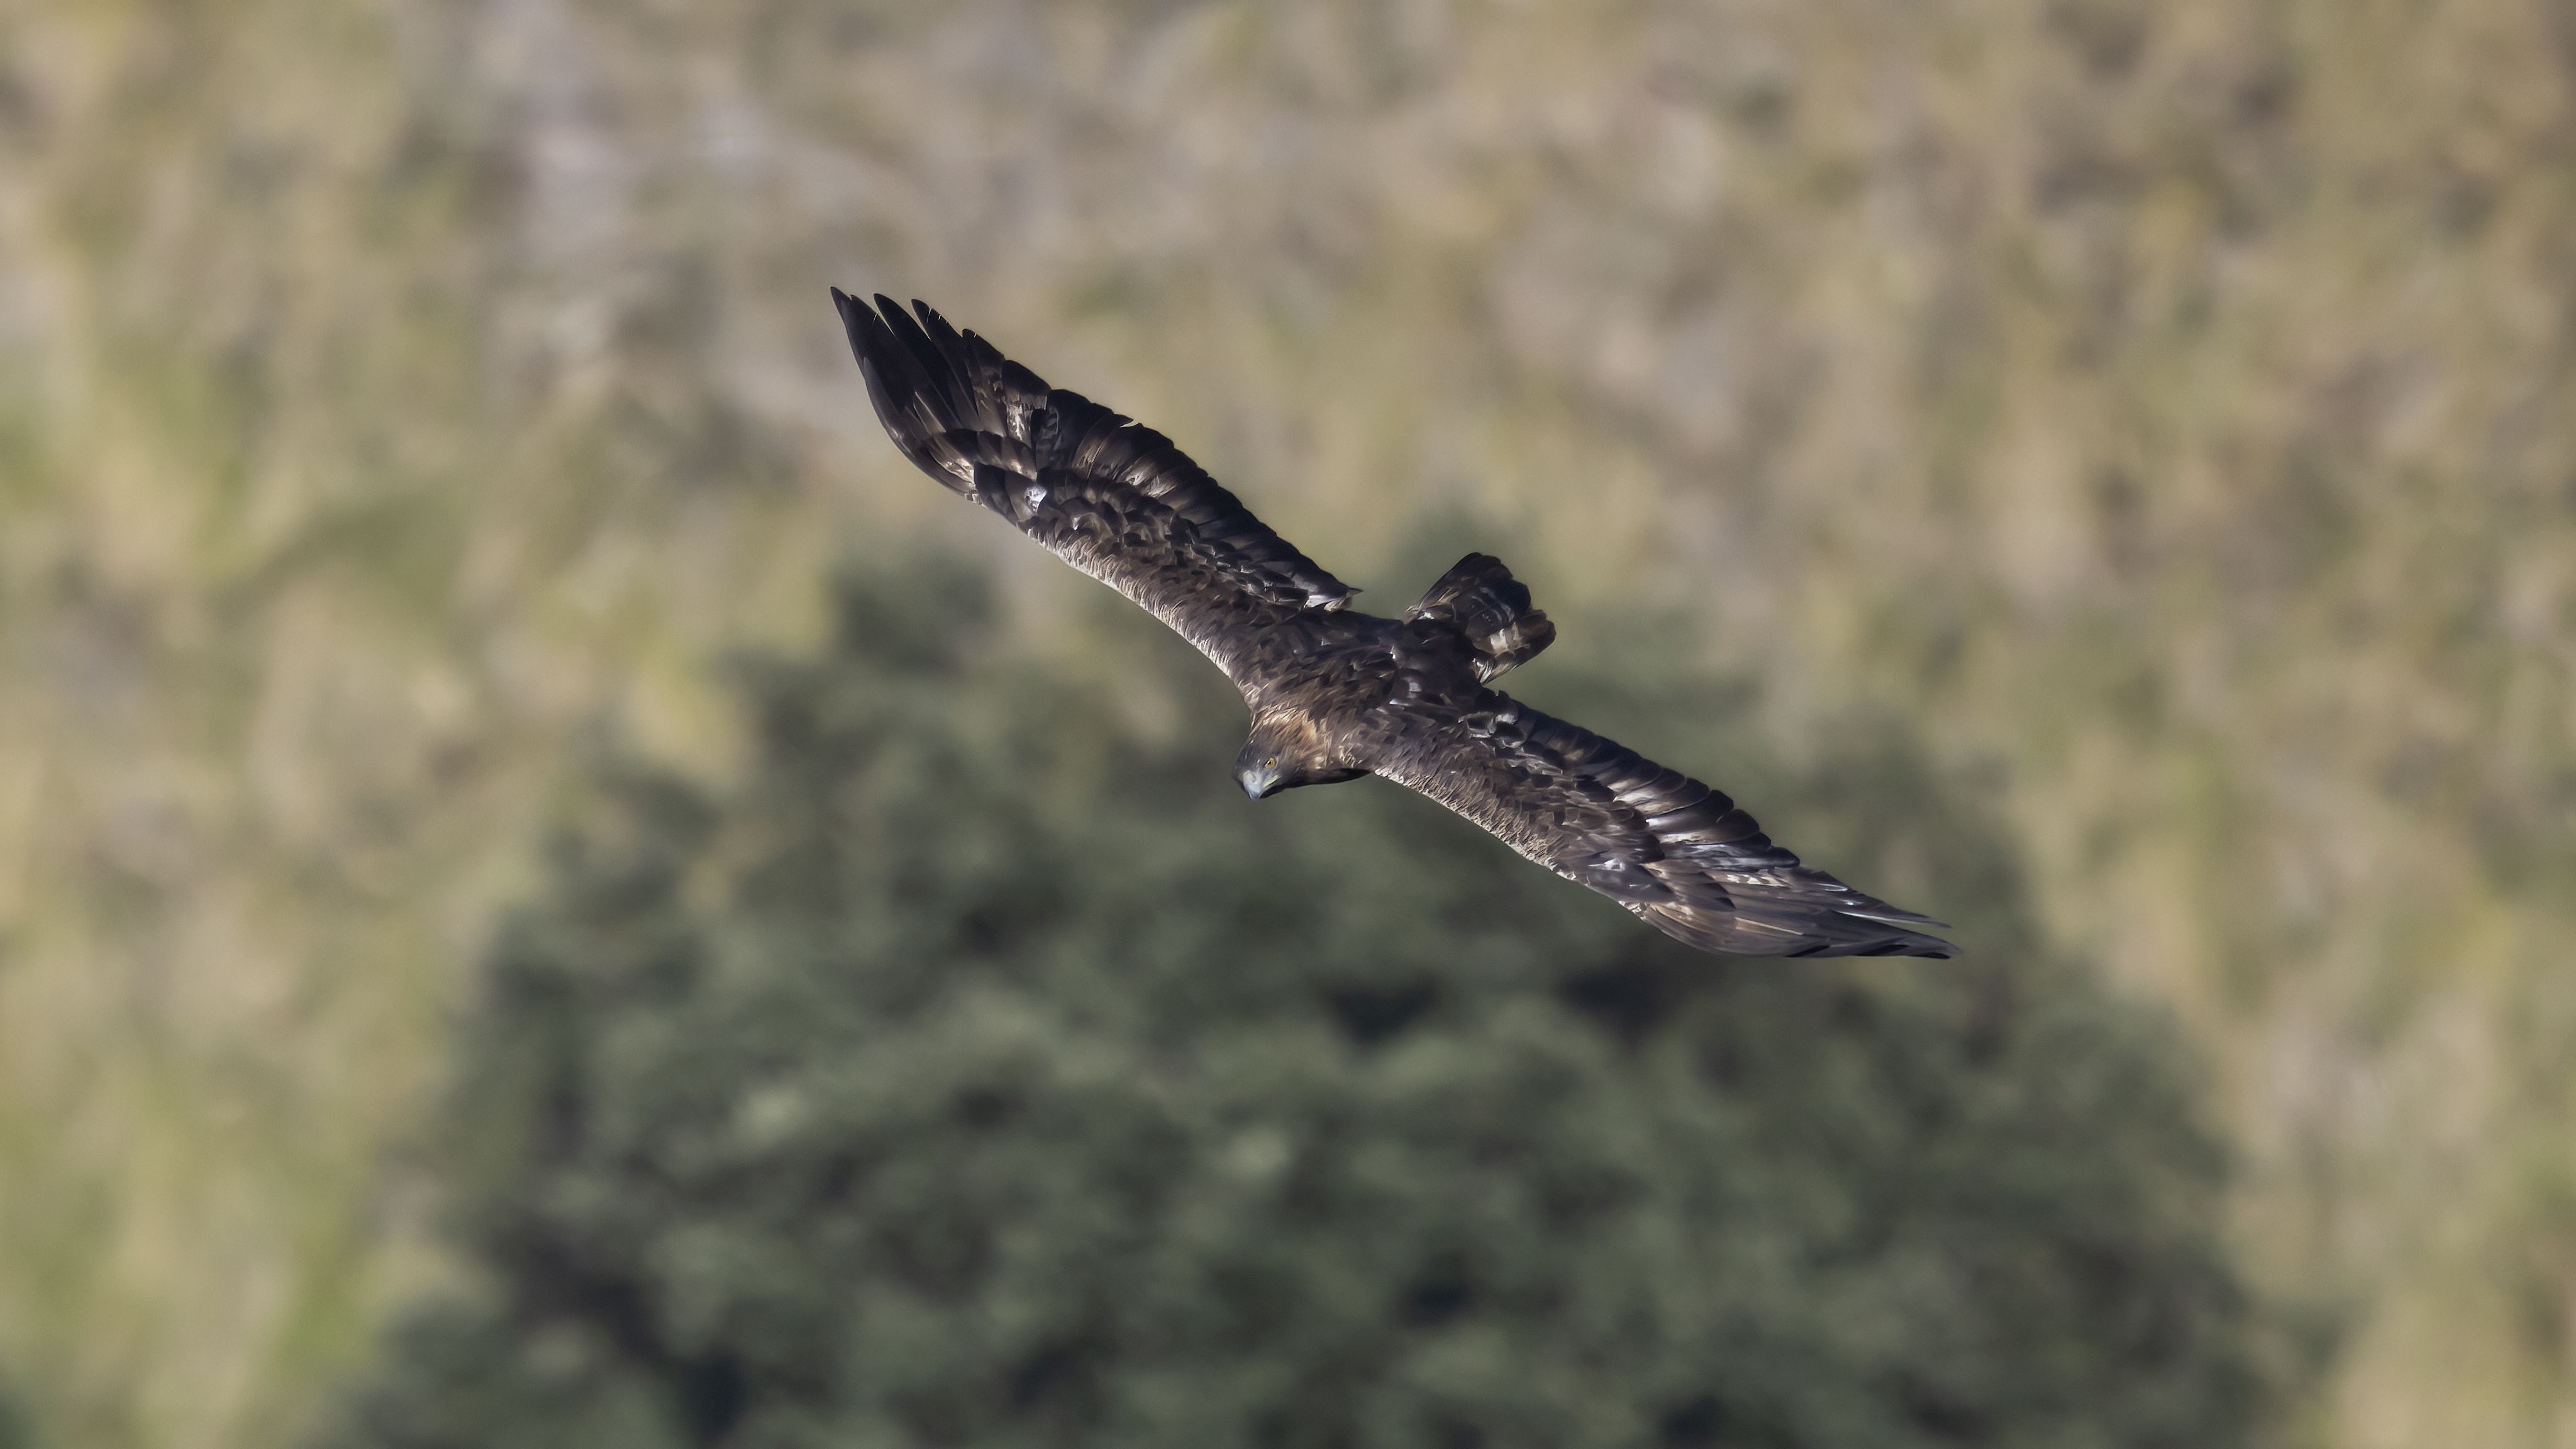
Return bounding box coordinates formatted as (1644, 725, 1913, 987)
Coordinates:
(1265, 755, 1278, 767)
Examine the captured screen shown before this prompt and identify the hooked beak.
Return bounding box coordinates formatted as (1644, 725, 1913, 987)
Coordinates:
(1237, 764, 1281, 801)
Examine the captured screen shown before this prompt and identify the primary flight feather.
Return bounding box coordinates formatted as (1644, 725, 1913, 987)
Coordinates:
(834, 290, 1953, 958)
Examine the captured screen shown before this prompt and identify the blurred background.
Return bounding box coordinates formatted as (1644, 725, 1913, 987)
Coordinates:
(0, 1, 2570, 1445)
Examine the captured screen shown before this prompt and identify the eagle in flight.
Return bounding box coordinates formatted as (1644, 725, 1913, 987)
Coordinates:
(834, 292, 1953, 958)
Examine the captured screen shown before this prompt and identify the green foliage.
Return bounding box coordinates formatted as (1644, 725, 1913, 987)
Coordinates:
(318, 560, 2259, 1449)
(0, 1377, 30, 1449)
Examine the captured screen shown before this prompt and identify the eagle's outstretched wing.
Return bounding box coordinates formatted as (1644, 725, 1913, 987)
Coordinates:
(835, 291, 1352, 682)
(1371, 695, 1955, 958)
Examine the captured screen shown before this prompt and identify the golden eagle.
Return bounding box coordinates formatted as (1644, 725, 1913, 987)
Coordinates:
(834, 292, 1953, 958)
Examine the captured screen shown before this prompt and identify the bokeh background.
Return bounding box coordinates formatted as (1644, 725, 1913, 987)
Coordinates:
(0, 0, 2570, 1445)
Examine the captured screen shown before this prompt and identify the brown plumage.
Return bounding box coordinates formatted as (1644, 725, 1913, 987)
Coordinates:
(835, 291, 1953, 958)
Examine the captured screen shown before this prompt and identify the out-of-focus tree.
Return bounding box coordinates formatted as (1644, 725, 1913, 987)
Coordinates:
(313, 558, 2260, 1449)
(0, 1375, 31, 1449)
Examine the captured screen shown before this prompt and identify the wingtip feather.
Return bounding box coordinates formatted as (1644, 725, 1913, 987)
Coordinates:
(1633, 899, 1958, 959)
(830, 285, 882, 365)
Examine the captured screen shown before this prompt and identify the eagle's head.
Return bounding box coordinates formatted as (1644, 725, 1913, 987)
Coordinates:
(1234, 711, 1362, 800)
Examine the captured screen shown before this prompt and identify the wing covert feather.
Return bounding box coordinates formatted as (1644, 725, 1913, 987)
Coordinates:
(836, 291, 1352, 681)
(1372, 696, 1955, 958)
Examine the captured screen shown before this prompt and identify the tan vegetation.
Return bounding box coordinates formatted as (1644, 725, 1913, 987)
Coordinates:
(0, 1, 2569, 1445)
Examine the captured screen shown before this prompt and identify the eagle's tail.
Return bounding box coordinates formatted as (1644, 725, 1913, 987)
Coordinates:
(1406, 553, 1556, 682)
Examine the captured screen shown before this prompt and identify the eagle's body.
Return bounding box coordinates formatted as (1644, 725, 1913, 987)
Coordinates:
(835, 291, 1953, 958)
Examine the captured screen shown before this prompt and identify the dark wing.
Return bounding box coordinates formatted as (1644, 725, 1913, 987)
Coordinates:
(835, 291, 1353, 683)
(1370, 695, 1954, 958)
